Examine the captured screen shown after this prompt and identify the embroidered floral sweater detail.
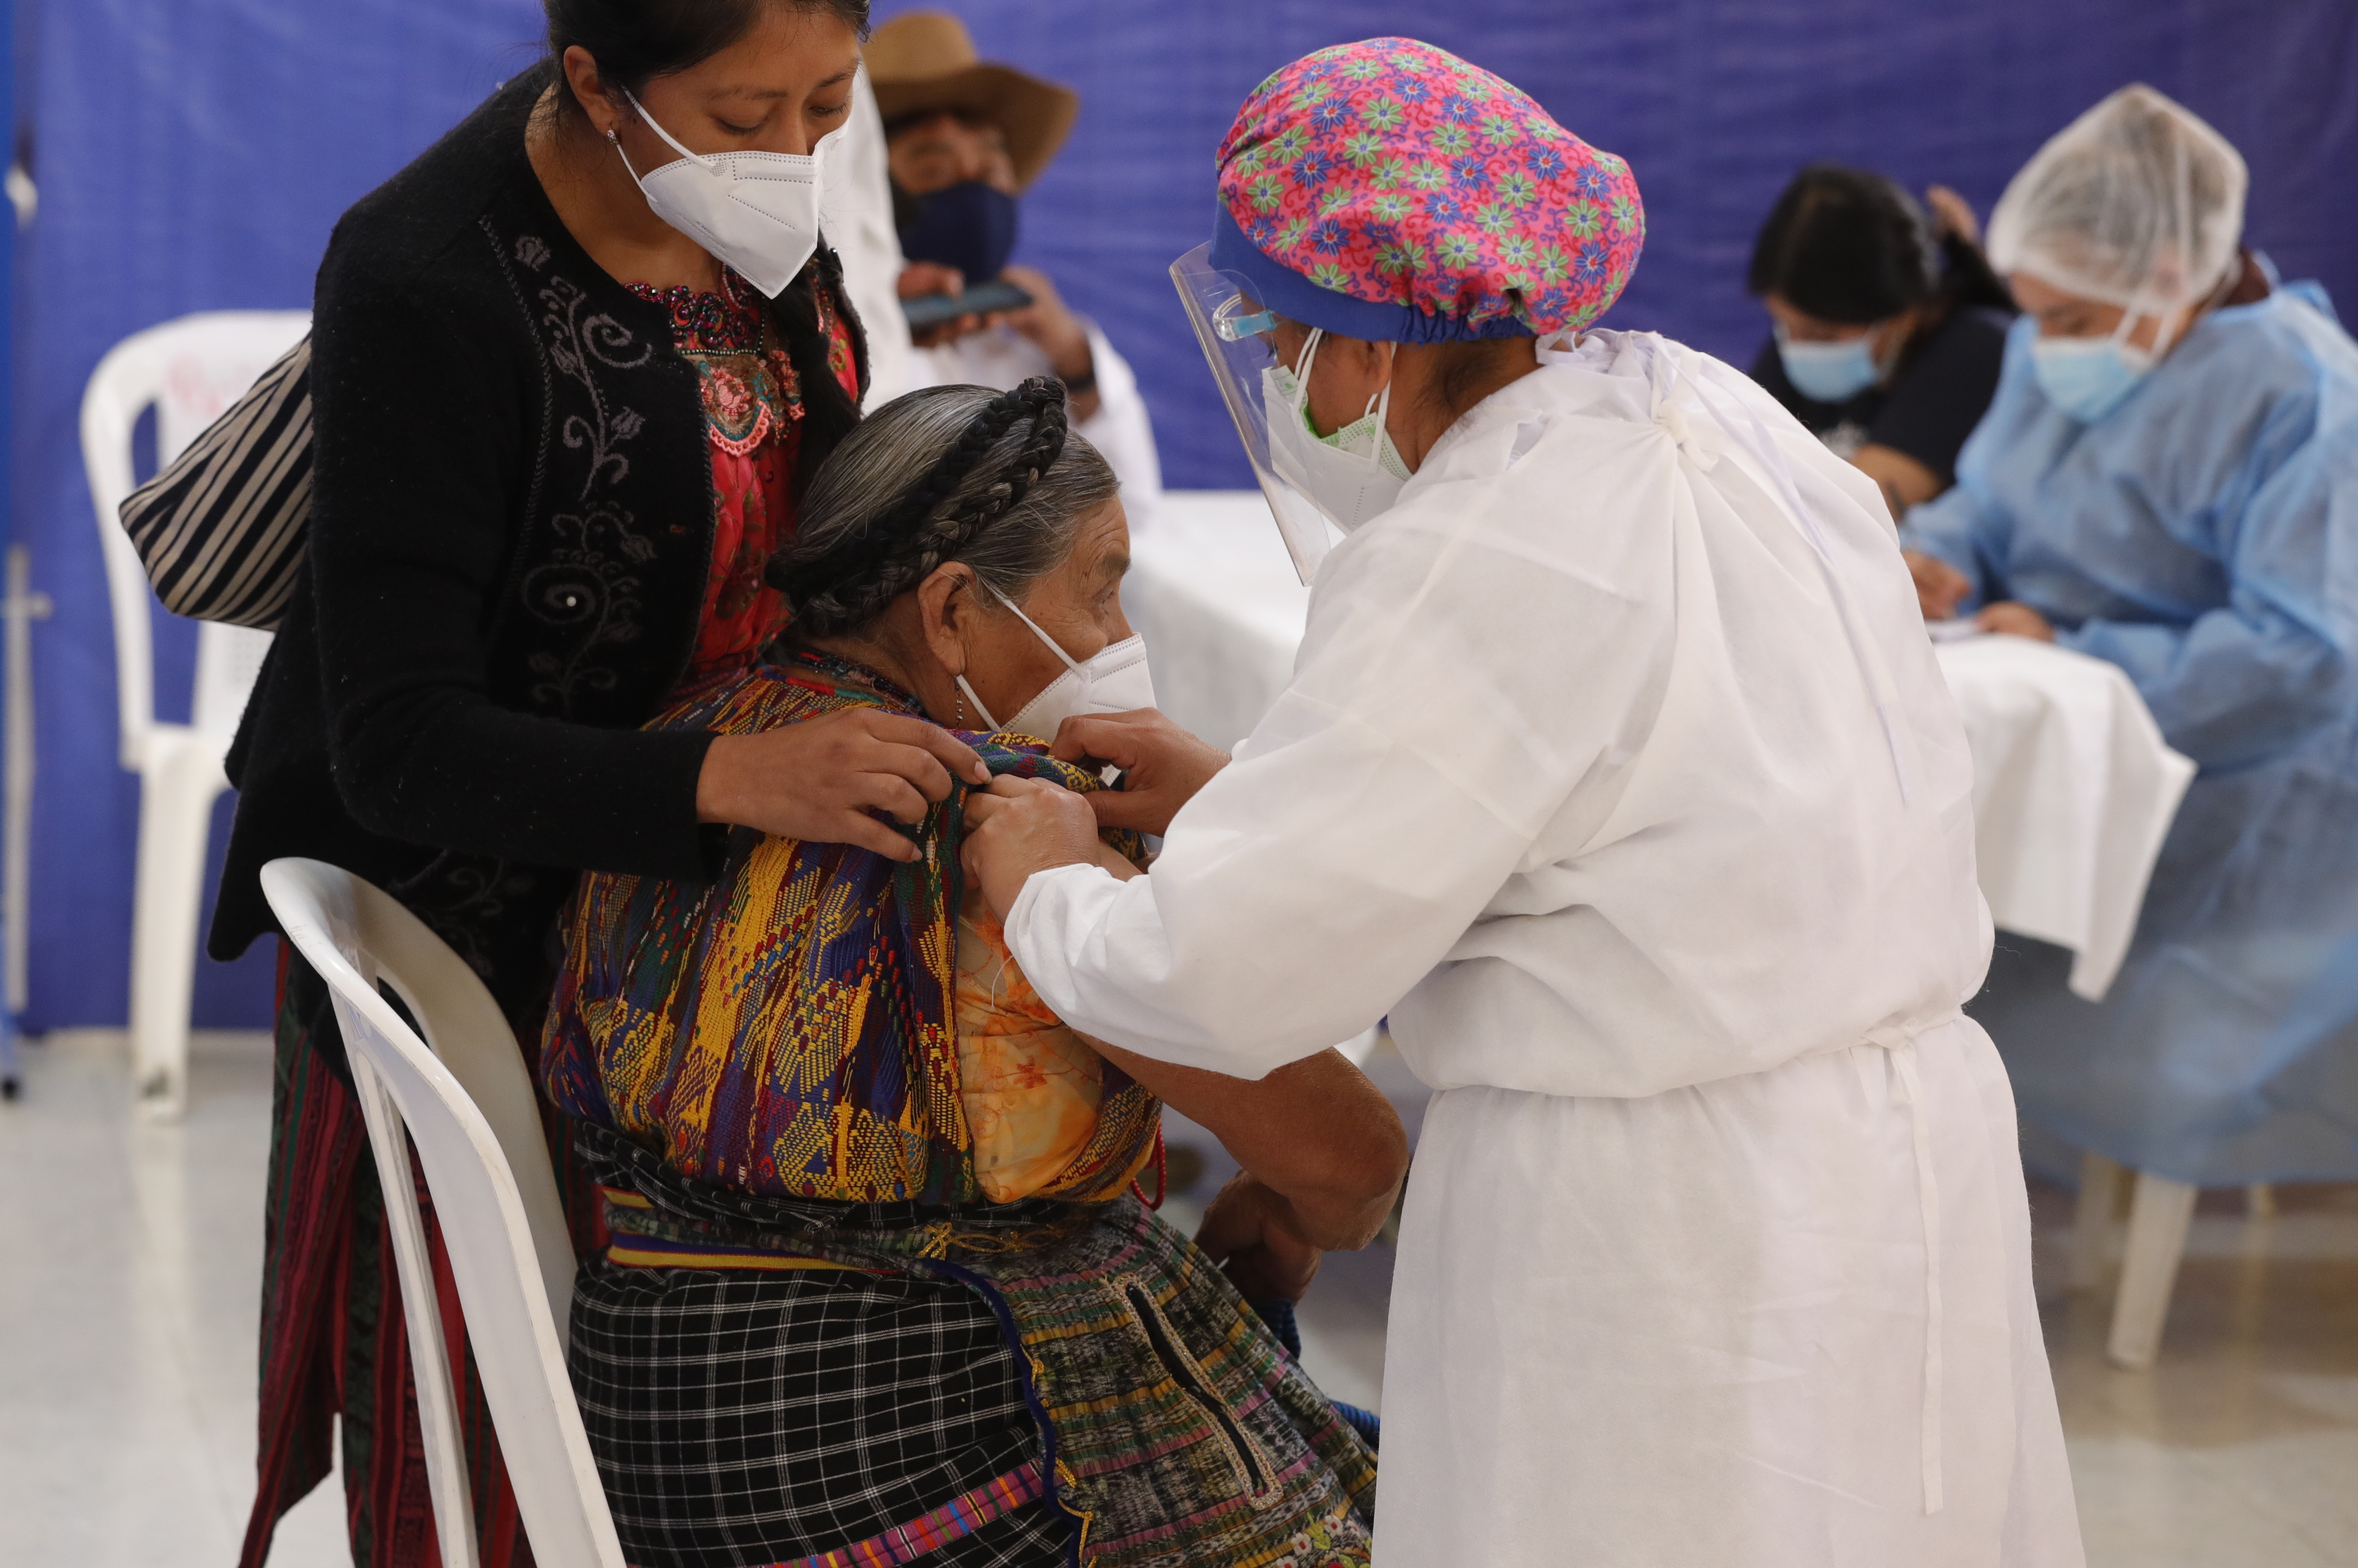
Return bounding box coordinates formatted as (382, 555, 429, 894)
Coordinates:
(628, 270, 861, 683)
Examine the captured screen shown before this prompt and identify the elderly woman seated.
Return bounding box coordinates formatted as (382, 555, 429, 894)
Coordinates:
(538, 378, 1400, 1568)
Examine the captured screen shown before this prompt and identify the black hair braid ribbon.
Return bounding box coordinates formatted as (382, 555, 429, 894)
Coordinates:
(772, 377, 1070, 611)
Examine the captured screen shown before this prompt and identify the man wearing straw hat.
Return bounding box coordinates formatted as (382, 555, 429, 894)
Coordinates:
(867, 11, 1164, 522)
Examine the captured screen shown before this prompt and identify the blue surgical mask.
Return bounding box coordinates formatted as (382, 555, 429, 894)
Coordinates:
(898, 180, 1020, 283)
(1774, 327, 1885, 404)
(2029, 331, 2155, 423)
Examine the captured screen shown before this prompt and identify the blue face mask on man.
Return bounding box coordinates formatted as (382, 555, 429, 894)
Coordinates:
(898, 181, 1021, 283)
(2028, 330, 2156, 423)
(1775, 327, 1888, 405)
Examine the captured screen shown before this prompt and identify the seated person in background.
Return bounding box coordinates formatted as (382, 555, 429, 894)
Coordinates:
(866, 11, 1164, 524)
(540, 378, 1394, 1568)
(1901, 86, 2358, 1196)
(1746, 164, 2016, 517)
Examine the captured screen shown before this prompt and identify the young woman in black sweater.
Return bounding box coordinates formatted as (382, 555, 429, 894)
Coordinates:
(1744, 165, 2017, 520)
(220, 4, 989, 1563)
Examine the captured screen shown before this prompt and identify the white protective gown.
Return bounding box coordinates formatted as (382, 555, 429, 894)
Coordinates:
(1008, 331, 2082, 1567)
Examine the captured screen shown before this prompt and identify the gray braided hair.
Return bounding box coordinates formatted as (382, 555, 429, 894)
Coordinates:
(772, 379, 1119, 639)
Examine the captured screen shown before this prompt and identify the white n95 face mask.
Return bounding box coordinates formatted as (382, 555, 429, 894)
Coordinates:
(613, 91, 835, 298)
(1261, 327, 1411, 533)
(955, 585, 1156, 741)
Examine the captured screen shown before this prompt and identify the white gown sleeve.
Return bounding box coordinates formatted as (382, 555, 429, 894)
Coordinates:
(1007, 429, 1678, 1077)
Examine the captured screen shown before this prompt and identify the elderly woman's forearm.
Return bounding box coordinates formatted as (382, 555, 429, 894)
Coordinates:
(1276, 1171, 1403, 1251)
(1090, 1038, 1408, 1233)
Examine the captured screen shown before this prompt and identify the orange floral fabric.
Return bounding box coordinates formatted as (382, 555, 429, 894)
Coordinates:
(954, 886, 1159, 1202)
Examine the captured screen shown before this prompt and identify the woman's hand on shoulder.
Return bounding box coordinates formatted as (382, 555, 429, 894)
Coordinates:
(696, 710, 988, 863)
(961, 776, 1104, 917)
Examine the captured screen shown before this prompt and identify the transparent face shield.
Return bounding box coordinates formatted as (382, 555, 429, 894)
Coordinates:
(1170, 242, 1338, 584)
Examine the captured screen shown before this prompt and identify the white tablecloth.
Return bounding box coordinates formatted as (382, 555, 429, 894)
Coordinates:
(1127, 492, 1314, 752)
(1930, 634, 2194, 999)
(1131, 491, 2195, 1002)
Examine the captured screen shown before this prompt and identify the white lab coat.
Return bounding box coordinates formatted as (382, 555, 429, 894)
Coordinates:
(1008, 331, 2082, 1566)
(909, 324, 1164, 529)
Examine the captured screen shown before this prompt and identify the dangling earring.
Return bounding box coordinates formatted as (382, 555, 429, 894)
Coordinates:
(955, 687, 968, 726)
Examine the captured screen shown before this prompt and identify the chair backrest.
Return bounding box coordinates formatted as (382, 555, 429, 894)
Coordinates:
(80, 311, 310, 767)
(261, 857, 623, 1568)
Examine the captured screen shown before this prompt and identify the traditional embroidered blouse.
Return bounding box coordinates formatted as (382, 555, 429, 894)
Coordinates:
(627, 269, 862, 683)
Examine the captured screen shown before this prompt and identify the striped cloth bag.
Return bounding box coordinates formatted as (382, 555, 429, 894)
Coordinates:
(117, 333, 313, 629)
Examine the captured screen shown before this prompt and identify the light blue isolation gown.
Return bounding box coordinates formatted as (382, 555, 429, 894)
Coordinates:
(1902, 261, 2358, 1185)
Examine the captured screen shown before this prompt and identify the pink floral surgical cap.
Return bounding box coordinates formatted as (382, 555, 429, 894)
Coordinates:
(1212, 38, 1645, 341)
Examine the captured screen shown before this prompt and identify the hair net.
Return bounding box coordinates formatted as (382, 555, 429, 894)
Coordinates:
(1985, 84, 2247, 314)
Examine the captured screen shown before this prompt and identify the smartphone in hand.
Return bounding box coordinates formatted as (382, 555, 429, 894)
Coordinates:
(902, 279, 1035, 330)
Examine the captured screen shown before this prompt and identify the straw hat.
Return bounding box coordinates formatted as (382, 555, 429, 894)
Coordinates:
(865, 12, 1080, 191)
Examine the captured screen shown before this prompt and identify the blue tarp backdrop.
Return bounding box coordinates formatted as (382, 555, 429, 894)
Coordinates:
(15, 0, 2358, 1029)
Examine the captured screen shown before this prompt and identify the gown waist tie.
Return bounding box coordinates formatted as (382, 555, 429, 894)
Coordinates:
(1847, 1010, 1963, 1516)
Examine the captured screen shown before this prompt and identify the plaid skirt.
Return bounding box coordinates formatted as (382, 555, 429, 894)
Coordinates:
(575, 1122, 1377, 1568)
(572, 1254, 1070, 1567)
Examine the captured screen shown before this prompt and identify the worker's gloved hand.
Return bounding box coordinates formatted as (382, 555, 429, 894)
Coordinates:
(1049, 709, 1230, 835)
(1195, 1172, 1322, 1303)
(1903, 548, 1973, 622)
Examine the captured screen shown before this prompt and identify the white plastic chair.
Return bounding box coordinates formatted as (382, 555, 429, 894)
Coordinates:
(80, 309, 310, 1115)
(2068, 1153, 2206, 1370)
(261, 856, 623, 1568)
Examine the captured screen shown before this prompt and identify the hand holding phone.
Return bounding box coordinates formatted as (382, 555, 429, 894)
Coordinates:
(902, 278, 1036, 331)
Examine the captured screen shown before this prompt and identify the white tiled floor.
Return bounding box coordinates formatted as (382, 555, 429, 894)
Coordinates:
(0, 1030, 349, 1566)
(2028, 1182, 2358, 1568)
(5, 1027, 2355, 1566)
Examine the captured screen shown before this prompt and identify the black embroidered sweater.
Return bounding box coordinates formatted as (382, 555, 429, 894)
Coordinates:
(208, 64, 866, 1011)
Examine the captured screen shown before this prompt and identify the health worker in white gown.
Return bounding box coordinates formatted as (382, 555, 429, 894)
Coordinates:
(961, 40, 2083, 1568)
